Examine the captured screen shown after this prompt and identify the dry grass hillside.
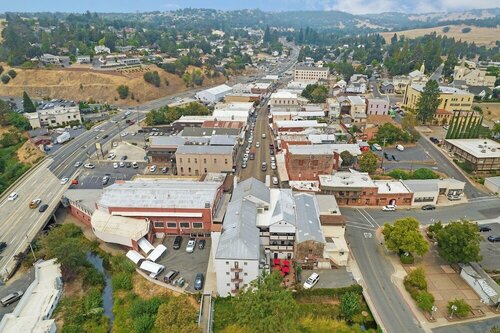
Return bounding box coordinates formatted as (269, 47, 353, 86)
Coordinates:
(380, 25, 500, 48)
(0, 65, 226, 106)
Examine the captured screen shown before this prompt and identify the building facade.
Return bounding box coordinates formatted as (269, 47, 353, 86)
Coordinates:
(175, 145, 235, 176)
(403, 84, 474, 113)
(366, 97, 390, 116)
(293, 66, 329, 82)
(444, 139, 500, 172)
(26, 106, 82, 129)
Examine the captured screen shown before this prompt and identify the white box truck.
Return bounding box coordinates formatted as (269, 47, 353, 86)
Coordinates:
(56, 131, 71, 144)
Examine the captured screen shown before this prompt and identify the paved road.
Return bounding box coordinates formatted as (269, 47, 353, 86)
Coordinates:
(0, 267, 35, 320)
(432, 317, 500, 333)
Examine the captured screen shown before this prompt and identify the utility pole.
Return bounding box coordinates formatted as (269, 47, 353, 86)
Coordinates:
(26, 234, 36, 261)
(116, 122, 122, 142)
(380, 137, 387, 171)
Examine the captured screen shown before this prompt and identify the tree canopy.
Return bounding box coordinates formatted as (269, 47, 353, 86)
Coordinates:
(301, 84, 328, 103)
(153, 295, 198, 333)
(145, 102, 209, 126)
(340, 150, 355, 167)
(374, 123, 414, 145)
(416, 80, 441, 124)
(358, 151, 378, 174)
(435, 220, 482, 264)
(383, 217, 429, 256)
(23, 91, 36, 113)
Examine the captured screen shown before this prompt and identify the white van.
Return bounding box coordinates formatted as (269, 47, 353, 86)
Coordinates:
(303, 273, 319, 289)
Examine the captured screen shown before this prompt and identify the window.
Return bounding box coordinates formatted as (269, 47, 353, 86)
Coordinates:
(153, 221, 164, 228)
(188, 158, 191, 163)
(180, 222, 190, 228)
(226, 272, 230, 275)
(192, 222, 203, 229)
(227, 283, 230, 286)
(194, 158, 197, 163)
(204, 158, 207, 164)
(214, 159, 217, 163)
(244, 273, 248, 276)
(226, 261, 229, 265)
(179, 158, 183, 163)
(167, 222, 177, 228)
(225, 159, 228, 164)
(244, 262, 247, 265)
(180, 167, 184, 173)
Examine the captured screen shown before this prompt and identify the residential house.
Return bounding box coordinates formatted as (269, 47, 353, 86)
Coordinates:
(380, 81, 395, 94)
(366, 97, 390, 116)
(393, 75, 411, 94)
(94, 45, 111, 54)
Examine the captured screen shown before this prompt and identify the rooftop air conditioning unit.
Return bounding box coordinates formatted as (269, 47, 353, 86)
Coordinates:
(481, 149, 486, 153)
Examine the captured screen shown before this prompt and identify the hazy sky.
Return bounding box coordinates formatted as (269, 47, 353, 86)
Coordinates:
(2, 0, 499, 14)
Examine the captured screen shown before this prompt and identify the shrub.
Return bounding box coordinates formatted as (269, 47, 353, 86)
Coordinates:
(83, 266, 105, 289)
(462, 27, 472, 34)
(1, 75, 10, 84)
(416, 290, 435, 312)
(293, 285, 363, 300)
(112, 272, 133, 290)
(404, 267, 427, 292)
(143, 71, 161, 87)
(7, 69, 17, 79)
(400, 252, 415, 264)
(117, 85, 129, 99)
(442, 26, 450, 33)
(447, 299, 471, 318)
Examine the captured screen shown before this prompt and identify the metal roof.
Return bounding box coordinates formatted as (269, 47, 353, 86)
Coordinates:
(294, 193, 325, 244)
(271, 189, 296, 227)
(175, 145, 234, 155)
(401, 179, 439, 193)
(231, 178, 270, 205)
(98, 179, 222, 210)
(180, 127, 241, 137)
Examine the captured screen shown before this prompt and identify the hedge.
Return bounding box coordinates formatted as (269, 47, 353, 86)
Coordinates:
(294, 284, 363, 300)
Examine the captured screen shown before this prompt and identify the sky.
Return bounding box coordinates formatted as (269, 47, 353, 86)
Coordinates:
(1, 0, 499, 15)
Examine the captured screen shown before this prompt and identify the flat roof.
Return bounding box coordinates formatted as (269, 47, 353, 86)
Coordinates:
(288, 144, 361, 156)
(374, 181, 411, 194)
(275, 120, 325, 128)
(319, 171, 376, 189)
(200, 84, 232, 95)
(98, 179, 222, 210)
(347, 95, 365, 105)
(446, 139, 500, 158)
(271, 91, 298, 99)
(315, 194, 340, 216)
(295, 65, 329, 71)
(412, 84, 472, 95)
(176, 144, 233, 155)
(91, 210, 149, 241)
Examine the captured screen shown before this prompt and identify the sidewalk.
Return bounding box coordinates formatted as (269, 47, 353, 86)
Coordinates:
(203, 246, 217, 295)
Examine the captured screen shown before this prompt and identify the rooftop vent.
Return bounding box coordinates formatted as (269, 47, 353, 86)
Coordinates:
(481, 149, 486, 153)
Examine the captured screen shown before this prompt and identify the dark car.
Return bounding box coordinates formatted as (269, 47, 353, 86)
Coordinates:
(103, 134, 109, 139)
(38, 204, 49, 212)
(421, 204, 436, 211)
(384, 153, 391, 161)
(163, 270, 179, 284)
(270, 149, 274, 155)
(126, 162, 132, 168)
(161, 167, 168, 173)
(479, 226, 492, 232)
(173, 236, 182, 250)
(194, 273, 204, 291)
(121, 155, 128, 161)
(430, 137, 440, 144)
(0, 242, 6, 253)
(392, 155, 399, 161)
(198, 239, 206, 249)
(487, 235, 500, 242)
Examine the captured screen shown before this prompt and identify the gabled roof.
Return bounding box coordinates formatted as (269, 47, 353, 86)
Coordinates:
(270, 189, 296, 227)
(231, 177, 270, 206)
(294, 193, 325, 243)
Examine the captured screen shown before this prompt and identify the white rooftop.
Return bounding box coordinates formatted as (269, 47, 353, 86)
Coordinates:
(271, 91, 299, 99)
(288, 144, 361, 156)
(91, 210, 149, 242)
(347, 95, 366, 105)
(214, 102, 254, 111)
(412, 84, 472, 95)
(374, 180, 411, 194)
(319, 172, 376, 189)
(446, 139, 500, 158)
(98, 179, 222, 210)
(202, 84, 233, 95)
(275, 120, 326, 129)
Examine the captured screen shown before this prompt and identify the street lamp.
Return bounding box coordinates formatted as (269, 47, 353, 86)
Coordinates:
(380, 137, 387, 170)
(449, 304, 458, 319)
(26, 234, 36, 261)
(431, 305, 437, 320)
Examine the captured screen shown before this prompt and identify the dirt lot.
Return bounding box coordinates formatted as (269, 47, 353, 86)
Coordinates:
(476, 102, 500, 123)
(0, 64, 226, 106)
(16, 139, 45, 164)
(380, 25, 500, 48)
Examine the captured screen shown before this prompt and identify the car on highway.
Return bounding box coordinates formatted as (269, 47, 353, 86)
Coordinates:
(303, 273, 319, 289)
(149, 165, 157, 172)
(60, 178, 69, 185)
(102, 175, 110, 185)
(421, 204, 436, 211)
(29, 198, 42, 208)
(173, 236, 182, 250)
(0, 242, 6, 254)
(113, 162, 118, 169)
(194, 273, 204, 291)
(382, 205, 396, 211)
(7, 192, 19, 201)
(74, 161, 82, 167)
(479, 226, 492, 232)
(261, 162, 267, 171)
(186, 238, 196, 253)
(487, 235, 500, 242)
(38, 204, 49, 213)
(396, 144, 405, 151)
(84, 163, 95, 169)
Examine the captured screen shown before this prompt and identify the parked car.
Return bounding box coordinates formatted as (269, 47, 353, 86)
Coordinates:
(479, 226, 492, 232)
(271, 163, 277, 170)
(7, 192, 18, 201)
(119, 161, 125, 168)
(60, 178, 69, 185)
(126, 162, 132, 168)
(261, 162, 267, 171)
(120, 155, 128, 161)
(391, 155, 399, 161)
(186, 238, 196, 253)
(430, 137, 440, 144)
(149, 165, 157, 172)
(1, 291, 23, 307)
(198, 239, 206, 249)
(242, 162, 247, 169)
(102, 175, 110, 185)
(256, 142, 260, 148)
(421, 204, 436, 211)
(269, 149, 274, 155)
(112, 142, 118, 148)
(113, 162, 118, 169)
(132, 162, 138, 169)
(249, 153, 255, 160)
(384, 152, 391, 160)
(173, 236, 182, 250)
(272, 177, 279, 185)
(0, 242, 6, 254)
(487, 235, 500, 242)
(396, 144, 405, 151)
(262, 133, 266, 139)
(84, 163, 95, 169)
(38, 204, 49, 213)
(447, 195, 460, 201)
(372, 143, 382, 151)
(303, 273, 320, 289)
(161, 167, 168, 173)
(163, 270, 179, 284)
(382, 205, 396, 211)
(29, 198, 42, 209)
(108, 153, 116, 160)
(194, 273, 205, 291)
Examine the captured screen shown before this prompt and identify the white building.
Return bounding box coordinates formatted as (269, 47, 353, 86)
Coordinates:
(269, 90, 307, 107)
(485, 176, 500, 193)
(40, 53, 60, 65)
(0, 259, 62, 333)
(293, 65, 329, 82)
(94, 45, 111, 54)
(26, 105, 82, 129)
(195, 84, 233, 104)
(453, 65, 496, 88)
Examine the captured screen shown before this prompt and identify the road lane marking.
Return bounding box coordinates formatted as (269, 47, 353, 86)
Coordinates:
(355, 208, 375, 228)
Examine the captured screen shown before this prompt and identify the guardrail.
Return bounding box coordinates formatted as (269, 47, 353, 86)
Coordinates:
(0, 155, 49, 201)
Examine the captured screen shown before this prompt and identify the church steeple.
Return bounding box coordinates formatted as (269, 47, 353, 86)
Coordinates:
(420, 61, 425, 74)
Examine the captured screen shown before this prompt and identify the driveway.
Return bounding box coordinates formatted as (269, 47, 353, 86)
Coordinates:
(157, 236, 211, 293)
(70, 162, 147, 189)
(301, 268, 355, 289)
(0, 268, 35, 321)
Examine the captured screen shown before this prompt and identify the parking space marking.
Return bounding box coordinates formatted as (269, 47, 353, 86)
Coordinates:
(355, 208, 375, 228)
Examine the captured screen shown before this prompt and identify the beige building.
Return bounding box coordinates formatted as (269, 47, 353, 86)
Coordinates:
(269, 90, 307, 107)
(175, 145, 235, 176)
(25, 106, 82, 129)
(293, 65, 329, 82)
(403, 84, 473, 113)
(453, 65, 496, 88)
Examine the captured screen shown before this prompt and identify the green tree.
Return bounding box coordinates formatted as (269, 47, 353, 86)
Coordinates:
(416, 291, 435, 312)
(436, 220, 482, 264)
(7, 69, 17, 79)
(358, 151, 378, 174)
(383, 217, 429, 256)
(375, 123, 413, 144)
(143, 71, 161, 87)
(153, 295, 198, 333)
(447, 299, 471, 318)
(340, 150, 355, 167)
(117, 85, 129, 99)
(404, 267, 428, 292)
(411, 168, 439, 179)
(416, 80, 441, 124)
(301, 84, 328, 103)
(339, 292, 360, 322)
(1, 75, 10, 84)
(8, 112, 31, 130)
(401, 112, 417, 131)
(23, 91, 36, 113)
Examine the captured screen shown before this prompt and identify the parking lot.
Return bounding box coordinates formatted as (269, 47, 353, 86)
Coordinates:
(301, 268, 355, 289)
(478, 222, 500, 270)
(70, 162, 147, 189)
(157, 236, 211, 293)
(107, 141, 147, 162)
(372, 144, 438, 172)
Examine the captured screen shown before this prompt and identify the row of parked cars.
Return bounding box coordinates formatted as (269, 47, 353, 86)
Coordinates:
(170, 236, 206, 290)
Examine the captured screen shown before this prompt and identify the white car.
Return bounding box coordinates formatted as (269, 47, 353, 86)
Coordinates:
(119, 161, 125, 167)
(121, 132, 128, 137)
(149, 165, 157, 172)
(382, 205, 396, 211)
(112, 142, 118, 148)
(7, 192, 19, 201)
(303, 273, 319, 289)
(372, 143, 382, 151)
(74, 161, 82, 167)
(396, 144, 405, 151)
(256, 142, 260, 148)
(113, 162, 118, 169)
(84, 163, 95, 169)
(271, 163, 277, 170)
(243, 153, 249, 160)
(108, 153, 116, 160)
(245, 148, 250, 154)
(60, 178, 69, 185)
(186, 239, 196, 253)
(272, 177, 279, 185)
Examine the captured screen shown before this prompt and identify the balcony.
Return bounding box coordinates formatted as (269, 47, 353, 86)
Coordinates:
(230, 267, 243, 272)
(270, 235, 295, 241)
(268, 245, 294, 251)
(231, 277, 243, 283)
